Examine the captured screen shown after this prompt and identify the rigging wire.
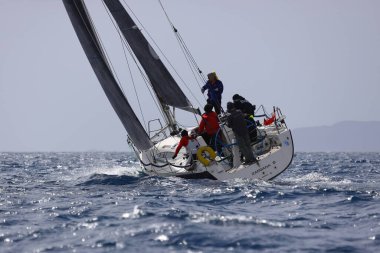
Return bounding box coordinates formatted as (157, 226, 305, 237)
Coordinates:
(174, 34, 205, 91)
(101, 0, 202, 128)
(120, 38, 147, 130)
(155, 0, 209, 126)
(100, 0, 167, 123)
(101, 0, 193, 127)
(121, 0, 205, 108)
(124, 41, 168, 122)
(100, 1, 147, 130)
(176, 31, 207, 84)
(157, 0, 207, 87)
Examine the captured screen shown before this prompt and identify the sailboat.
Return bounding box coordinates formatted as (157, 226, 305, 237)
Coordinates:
(62, 0, 294, 180)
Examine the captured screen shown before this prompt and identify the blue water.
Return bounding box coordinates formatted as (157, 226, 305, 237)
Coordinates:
(1, 152, 380, 253)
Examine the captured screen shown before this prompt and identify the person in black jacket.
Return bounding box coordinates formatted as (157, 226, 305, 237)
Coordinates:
(232, 94, 256, 116)
(232, 94, 257, 142)
(226, 102, 256, 164)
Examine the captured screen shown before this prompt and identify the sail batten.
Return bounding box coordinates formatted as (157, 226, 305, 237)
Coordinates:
(63, 0, 153, 151)
(103, 0, 196, 113)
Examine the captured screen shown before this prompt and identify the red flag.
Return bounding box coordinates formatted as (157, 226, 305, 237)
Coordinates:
(264, 114, 276, 126)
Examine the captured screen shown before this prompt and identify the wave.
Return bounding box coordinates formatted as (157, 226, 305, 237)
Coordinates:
(71, 165, 145, 185)
(77, 173, 142, 186)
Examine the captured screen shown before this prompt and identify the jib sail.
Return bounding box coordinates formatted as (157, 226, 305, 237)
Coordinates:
(103, 0, 197, 114)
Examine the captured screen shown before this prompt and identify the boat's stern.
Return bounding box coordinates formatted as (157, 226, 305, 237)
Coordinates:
(207, 127, 294, 181)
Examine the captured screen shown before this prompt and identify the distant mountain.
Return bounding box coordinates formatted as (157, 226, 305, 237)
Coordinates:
(292, 121, 380, 152)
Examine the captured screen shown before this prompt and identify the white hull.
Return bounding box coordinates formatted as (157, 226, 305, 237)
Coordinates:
(208, 129, 293, 180)
(138, 122, 294, 181)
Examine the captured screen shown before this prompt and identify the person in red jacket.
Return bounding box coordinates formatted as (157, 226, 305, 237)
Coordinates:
(172, 130, 195, 159)
(198, 104, 221, 152)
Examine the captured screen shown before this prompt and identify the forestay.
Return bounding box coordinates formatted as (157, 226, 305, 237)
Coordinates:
(63, 0, 153, 151)
(103, 0, 197, 114)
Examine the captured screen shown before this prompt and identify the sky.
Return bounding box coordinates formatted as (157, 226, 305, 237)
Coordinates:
(0, 0, 379, 152)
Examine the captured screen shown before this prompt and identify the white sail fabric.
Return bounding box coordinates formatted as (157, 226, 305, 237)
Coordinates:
(103, 0, 197, 114)
(63, 0, 153, 151)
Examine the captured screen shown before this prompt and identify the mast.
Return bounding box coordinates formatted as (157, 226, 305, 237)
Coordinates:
(103, 0, 199, 131)
(62, 0, 153, 151)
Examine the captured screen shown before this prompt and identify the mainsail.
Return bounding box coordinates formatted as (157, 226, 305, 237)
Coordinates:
(63, 0, 153, 151)
(103, 0, 197, 114)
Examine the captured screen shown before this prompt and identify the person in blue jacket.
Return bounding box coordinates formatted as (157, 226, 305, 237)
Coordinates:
(201, 72, 224, 114)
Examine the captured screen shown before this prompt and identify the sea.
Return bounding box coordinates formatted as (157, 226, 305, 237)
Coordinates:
(0, 152, 379, 253)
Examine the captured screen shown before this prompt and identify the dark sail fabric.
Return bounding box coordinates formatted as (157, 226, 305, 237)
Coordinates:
(103, 0, 196, 113)
(63, 0, 153, 151)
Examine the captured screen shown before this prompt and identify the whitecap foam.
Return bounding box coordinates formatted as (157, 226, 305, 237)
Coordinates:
(63, 165, 143, 181)
(189, 212, 286, 228)
(122, 205, 144, 219)
(154, 234, 169, 242)
(282, 172, 352, 187)
(88, 166, 142, 176)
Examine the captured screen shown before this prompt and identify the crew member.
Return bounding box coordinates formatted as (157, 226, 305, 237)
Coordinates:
(201, 72, 224, 114)
(226, 102, 256, 164)
(232, 94, 257, 141)
(232, 94, 256, 116)
(198, 104, 221, 152)
(172, 130, 195, 159)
